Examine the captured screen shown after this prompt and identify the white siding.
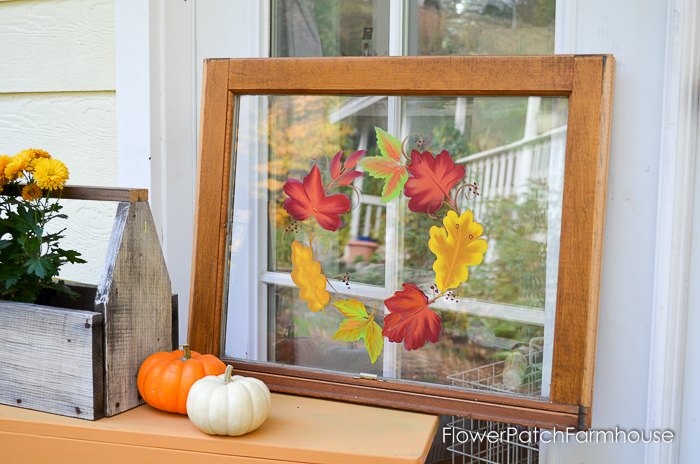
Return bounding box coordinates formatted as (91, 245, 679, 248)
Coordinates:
(0, 0, 115, 92)
(0, 0, 116, 285)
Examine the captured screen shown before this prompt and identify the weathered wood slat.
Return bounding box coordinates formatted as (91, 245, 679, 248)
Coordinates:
(96, 201, 172, 416)
(0, 302, 104, 420)
(59, 186, 148, 202)
(0, 185, 147, 202)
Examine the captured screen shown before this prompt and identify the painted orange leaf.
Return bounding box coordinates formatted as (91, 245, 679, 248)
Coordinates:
(330, 150, 365, 186)
(403, 150, 465, 214)
(382, 283, 442, 351)
(359, 127, 408, 202)
(290, 240, 330, 312)
(332, 299, 384, 364)
(428, 210, 488, 292)
(283, 165, 351, 231)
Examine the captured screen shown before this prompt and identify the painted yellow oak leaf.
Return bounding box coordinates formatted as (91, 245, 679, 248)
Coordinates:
(428, 210, 488, 292)
(332, 299, 384, 364)
(291, 240, 330, 312)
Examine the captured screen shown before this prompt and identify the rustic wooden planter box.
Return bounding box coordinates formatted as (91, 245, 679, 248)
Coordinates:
(0, 187, 173, 420)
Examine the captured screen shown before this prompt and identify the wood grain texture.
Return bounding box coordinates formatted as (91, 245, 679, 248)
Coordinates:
(189, 59, 231, 355)
(0, 393, 438, 464)
(59, 186, 148, 202)
(0, 0, 115, 93)
(228, 56, 575, 96)
(0, 185, 148, 202)
(97, 201, 172, 416)
(0, 434, 293, 464)
(550, 56, 615, 425)
(0, 302, 104, 420)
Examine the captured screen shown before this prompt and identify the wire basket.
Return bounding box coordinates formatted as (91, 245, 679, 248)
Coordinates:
(447, 417, 540, 464)
(443, 337, 544, 464)
(446, 337, 544, 397)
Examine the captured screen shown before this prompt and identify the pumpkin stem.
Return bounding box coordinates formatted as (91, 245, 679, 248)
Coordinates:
(224, 365, 234, 383)
(180, 344, 191, 360)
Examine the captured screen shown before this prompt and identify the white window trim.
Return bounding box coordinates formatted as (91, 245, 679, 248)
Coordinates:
(644, 0, 700, 463)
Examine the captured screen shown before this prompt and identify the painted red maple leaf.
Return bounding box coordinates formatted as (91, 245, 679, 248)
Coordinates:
(283, 165, 351, 231)
(382, 283, 442, 351)
(403, 150, 466, 214)
(330, 150, 365, 186)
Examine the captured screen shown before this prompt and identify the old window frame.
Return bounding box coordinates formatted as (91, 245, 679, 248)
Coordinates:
(188, 55, 614, 429)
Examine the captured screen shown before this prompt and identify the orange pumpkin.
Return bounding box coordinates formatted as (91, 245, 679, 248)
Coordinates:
(137, 344, 226, 414)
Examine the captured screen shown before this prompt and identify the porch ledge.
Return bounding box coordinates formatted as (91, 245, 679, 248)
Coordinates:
(0, 393, 438, 464)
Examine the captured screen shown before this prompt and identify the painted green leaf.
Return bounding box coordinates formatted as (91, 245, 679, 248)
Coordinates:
(332, 299, 384, 364)
(362, 320, 384, 365)
(334, 298, 369, 319)
(332, 318, 368, 342)
(359, 127, 408, 202)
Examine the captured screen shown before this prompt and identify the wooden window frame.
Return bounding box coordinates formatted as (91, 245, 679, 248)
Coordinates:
(188, 55, 615, 430)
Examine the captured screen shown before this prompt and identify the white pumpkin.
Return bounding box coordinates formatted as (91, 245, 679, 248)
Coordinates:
(186, 365, 271, 436)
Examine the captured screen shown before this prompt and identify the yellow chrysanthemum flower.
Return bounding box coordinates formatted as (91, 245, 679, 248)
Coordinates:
(33, 158, 69, 190)
(0, 155, 11, 182)
(17, 148, 51, 161)
(4, 152, 32, 180)
(21, 183, 42, 201)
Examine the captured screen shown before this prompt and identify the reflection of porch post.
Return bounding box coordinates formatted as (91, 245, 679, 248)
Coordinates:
(512, 96, 541, 197)
(541, 113, 567, 398)
(345, 121, 370, 263)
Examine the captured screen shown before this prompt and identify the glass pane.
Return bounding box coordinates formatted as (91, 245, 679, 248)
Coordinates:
(225, 94, 567, 400)
(268, 284, 384, 374)
(272, 0, 390, 57)
(405, 0, 555, 55)
(264, 95, 389, 285)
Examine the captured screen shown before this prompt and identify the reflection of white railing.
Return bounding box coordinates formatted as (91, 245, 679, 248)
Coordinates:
(456, 126, 567, 219)
(347, 126, 567, 241)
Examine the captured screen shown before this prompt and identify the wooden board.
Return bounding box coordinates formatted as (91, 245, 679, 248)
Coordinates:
(96, 201, 172, 416)
(550, 56, 615, 428)
(228, 56, 575, 96)
(0, 302, 104, 420)
(189, 59, 231, 355)
(0, 394, 438, 464)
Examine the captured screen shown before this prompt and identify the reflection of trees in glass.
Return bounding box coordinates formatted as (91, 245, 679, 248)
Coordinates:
(266, 96, 354, 271)
(400, 180, 548, 308)
(271, 285, 383, 373)
(461, 181, 549, 308)
(273, 0, 378, 56)
(412, 0, 555, 56)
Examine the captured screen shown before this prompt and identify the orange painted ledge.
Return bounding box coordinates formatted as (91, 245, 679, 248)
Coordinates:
(0, 393, 438, 464)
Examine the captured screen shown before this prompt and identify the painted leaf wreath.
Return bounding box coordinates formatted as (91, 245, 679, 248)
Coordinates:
(281, 128, 487, 362)
(333, 299, 383, 364)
